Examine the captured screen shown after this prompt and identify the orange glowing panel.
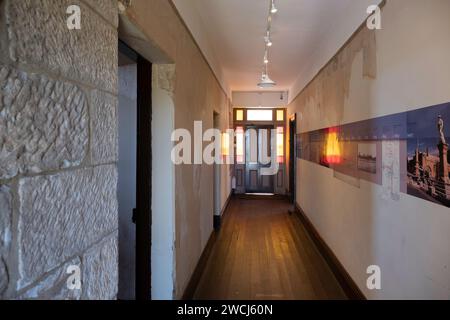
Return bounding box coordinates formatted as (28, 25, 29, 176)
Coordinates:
(277, 126, 284, 163)
(324, 128, 342, 164)
(221, 132, 230, 157)
(236, 109, 244, 121)
(276, 110, 284, 121)
(236, 127, 244, 163)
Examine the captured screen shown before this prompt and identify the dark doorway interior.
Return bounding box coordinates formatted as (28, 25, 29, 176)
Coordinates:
(136, 54, 153, 300)
(118, 43, 137, 300)
(289, 114, 297, 203)
(118, 41, 152, 300)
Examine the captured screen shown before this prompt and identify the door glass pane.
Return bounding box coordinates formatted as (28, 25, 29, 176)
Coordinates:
(259, 129, 271, 165)
(247, 129, 258, 164)
(236, 127, 244, 163)
(247, 110, 273, 121)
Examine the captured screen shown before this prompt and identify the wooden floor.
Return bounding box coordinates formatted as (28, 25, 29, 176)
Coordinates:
(193, 197, 347, 300)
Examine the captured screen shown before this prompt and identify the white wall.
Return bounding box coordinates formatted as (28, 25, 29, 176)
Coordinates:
(290, 0, 450, 299)
(151, 86, 176, 299)
(232, 91, 288, 108)
(288, 0, 383, 104)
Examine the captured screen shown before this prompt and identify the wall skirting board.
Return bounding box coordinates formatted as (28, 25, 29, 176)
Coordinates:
(213, 190, 234, 230)
(294, 203, 366, 300)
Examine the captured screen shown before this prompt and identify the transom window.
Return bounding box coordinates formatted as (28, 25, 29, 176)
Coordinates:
(247, 110, 273, 121)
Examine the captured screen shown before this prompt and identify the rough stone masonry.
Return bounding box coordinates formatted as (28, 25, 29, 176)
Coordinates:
(0, 0, 119, 299)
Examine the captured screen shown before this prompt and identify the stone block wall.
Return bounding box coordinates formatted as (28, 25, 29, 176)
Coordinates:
(0, 0, 119, 299)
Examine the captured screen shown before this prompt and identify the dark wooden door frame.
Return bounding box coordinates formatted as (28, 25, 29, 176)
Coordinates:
(289, 114, 297, 204)
(119, 40, 152, 300)
(136, 55, 152, 300)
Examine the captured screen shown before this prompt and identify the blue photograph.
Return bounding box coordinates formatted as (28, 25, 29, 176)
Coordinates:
(406, 103, 450, 207)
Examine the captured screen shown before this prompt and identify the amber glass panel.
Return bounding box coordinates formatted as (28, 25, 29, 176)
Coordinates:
(221, 132, 230, 156)
(276, 110, 284, 121)
(236, 127, 244, 163)
(277, 126, 284, 163)
(236, 109, 244, 121)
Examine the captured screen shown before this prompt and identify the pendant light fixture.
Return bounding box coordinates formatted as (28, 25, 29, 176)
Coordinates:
(257, 0, 278, 88)
(271, 0, 278, 14)
(258, 64, 276, 88)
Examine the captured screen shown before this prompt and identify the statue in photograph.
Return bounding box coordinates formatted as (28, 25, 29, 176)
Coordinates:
(438, 115, 446, 145)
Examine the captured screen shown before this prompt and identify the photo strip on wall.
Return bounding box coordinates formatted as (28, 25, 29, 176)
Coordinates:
(297, 102, 450, 208)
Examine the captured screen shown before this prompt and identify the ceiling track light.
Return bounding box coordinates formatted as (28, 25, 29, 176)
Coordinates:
(257, 0, 278, 88)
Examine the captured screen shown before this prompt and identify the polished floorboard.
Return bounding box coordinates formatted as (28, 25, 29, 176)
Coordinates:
(193, 197, 347, 300)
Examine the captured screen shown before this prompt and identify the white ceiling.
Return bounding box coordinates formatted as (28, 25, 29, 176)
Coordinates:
(173, 0, 381, 103)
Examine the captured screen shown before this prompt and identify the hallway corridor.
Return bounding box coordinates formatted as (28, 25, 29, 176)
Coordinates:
(1, 0, 449, 303)
(193, 197, 347, 300)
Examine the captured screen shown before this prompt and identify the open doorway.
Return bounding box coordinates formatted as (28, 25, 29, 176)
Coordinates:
(233, 108, 286, 195)
(245, 125, 275, 193)
(118, 42, 137, 300)
(118, 41, 152, 300)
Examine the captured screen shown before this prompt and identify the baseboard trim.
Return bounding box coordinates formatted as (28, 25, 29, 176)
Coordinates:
(294, 203, 366, 300)
(214, 190, 234, 230)
(181, 231, 217, 300)
(236, 194, 288, 201)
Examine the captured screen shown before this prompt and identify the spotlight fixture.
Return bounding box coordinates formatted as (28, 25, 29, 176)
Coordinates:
(271, 0, 278, 14)
(264, 51, 269, 64)
(265, 31, 273, 47)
